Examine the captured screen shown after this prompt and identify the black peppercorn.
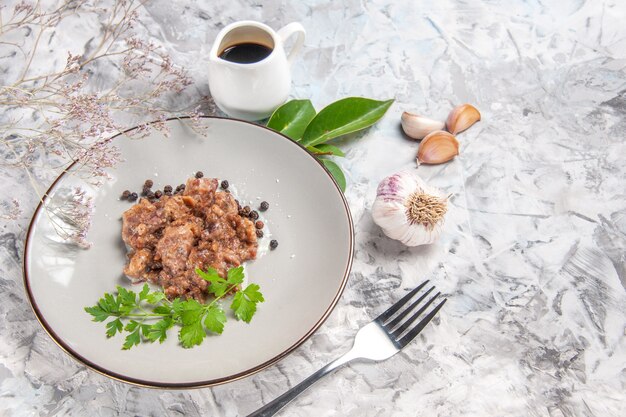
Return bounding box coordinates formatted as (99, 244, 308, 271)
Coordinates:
(144, 179, 153, 188)
(242, 206, 251, 215)
(249, 210, 259, 220)
(141, 186, 150, 196)
(259, 201, 269, 211)
(256, 229, 264, 238)
(164, 185, 172, 193)
(128, 192, 138, 202)
(121, 190, 130, 200)
(220, 180, 229, 190)
(270, 239, 278, 250)
(195, 171, 204, 178)
(146, 191, 155, 200)
(154, 190, 163, 199)
(255, 220, 264, 229)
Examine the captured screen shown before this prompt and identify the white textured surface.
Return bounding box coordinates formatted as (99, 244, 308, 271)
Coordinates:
(1, 0, 625, 416)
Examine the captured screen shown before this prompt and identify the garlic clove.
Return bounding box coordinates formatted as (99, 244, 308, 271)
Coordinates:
(401, 111, 446, 140)
(417, 130, 459, 165)
(445, 104, 481, 135)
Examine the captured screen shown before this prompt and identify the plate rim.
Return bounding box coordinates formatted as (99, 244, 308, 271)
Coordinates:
(22, 115, 354, 389)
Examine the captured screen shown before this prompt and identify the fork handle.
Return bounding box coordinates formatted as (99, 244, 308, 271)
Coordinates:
(246, 350, 357, 417)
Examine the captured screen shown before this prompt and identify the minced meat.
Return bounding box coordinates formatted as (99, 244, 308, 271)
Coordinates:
(121, 177, 257, 301)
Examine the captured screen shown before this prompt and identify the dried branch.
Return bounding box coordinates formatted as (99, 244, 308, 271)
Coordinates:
(0, 0, 204, 246)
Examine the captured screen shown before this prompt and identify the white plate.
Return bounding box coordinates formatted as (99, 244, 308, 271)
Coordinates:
(23, 117, 353, 388)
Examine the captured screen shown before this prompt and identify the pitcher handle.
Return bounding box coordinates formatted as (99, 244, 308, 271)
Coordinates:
(277, 22, 306, 65)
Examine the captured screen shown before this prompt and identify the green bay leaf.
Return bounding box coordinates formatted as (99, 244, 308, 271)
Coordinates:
(267, 99, 316, 140)
(300, 97, 394, 147)
(321, 159, 346, 192)
(308, 144, 345, 157)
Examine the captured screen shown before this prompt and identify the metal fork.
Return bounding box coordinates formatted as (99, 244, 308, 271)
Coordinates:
(246, 281, 447, 417)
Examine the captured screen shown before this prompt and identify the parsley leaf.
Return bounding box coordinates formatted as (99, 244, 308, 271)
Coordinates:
(141, 324, 152, 338)
(153, 305, 172, 315)
(84, 305, 110, 322)
(196, 267, 230, 297)
(179, 299, 204, 325)
(208, 279, 229, 297)
(117, 286, 136, 306)
(85, 267, 264, 349)
(195, 267, 220, 282)
(179, 321, 205, 348)
(204, 304, 227, 334)
(125, 319, 140, 332)
(146, 291, 165, 304)
(226, 266, 245, 285)
(139, 284, 150, 301)
(146, 318, 173, 343)
(231, 284, 265, 323)
(242, 283, 264, 303)
(105, 318, 123, 337)
(123, 328, 141, 350)
(98, 292, 120, 316)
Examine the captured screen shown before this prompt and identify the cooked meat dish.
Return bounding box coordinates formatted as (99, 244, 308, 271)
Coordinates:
(121, 177, 258, 301)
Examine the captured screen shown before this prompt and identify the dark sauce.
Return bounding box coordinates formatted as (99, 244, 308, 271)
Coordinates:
(218, 43, 273, 64)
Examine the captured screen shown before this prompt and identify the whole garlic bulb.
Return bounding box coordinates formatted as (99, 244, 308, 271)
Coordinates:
(372, 170, 448, 246)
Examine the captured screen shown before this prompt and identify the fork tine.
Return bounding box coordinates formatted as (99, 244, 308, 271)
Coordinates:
(390, 291, 439, 338)
(375, 280, 429, 323)
(384, 286, 435, 329)
(396, 297, 446, 347)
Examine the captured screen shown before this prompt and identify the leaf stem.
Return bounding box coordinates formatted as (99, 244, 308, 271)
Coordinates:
(207, 283, 239, 307)
(114, 313, 167, 318)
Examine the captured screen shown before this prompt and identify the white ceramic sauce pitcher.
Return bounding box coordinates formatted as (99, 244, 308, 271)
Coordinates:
(208, 21, 305, 121)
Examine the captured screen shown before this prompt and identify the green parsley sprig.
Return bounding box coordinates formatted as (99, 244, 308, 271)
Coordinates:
(84, 266, 264, 349)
